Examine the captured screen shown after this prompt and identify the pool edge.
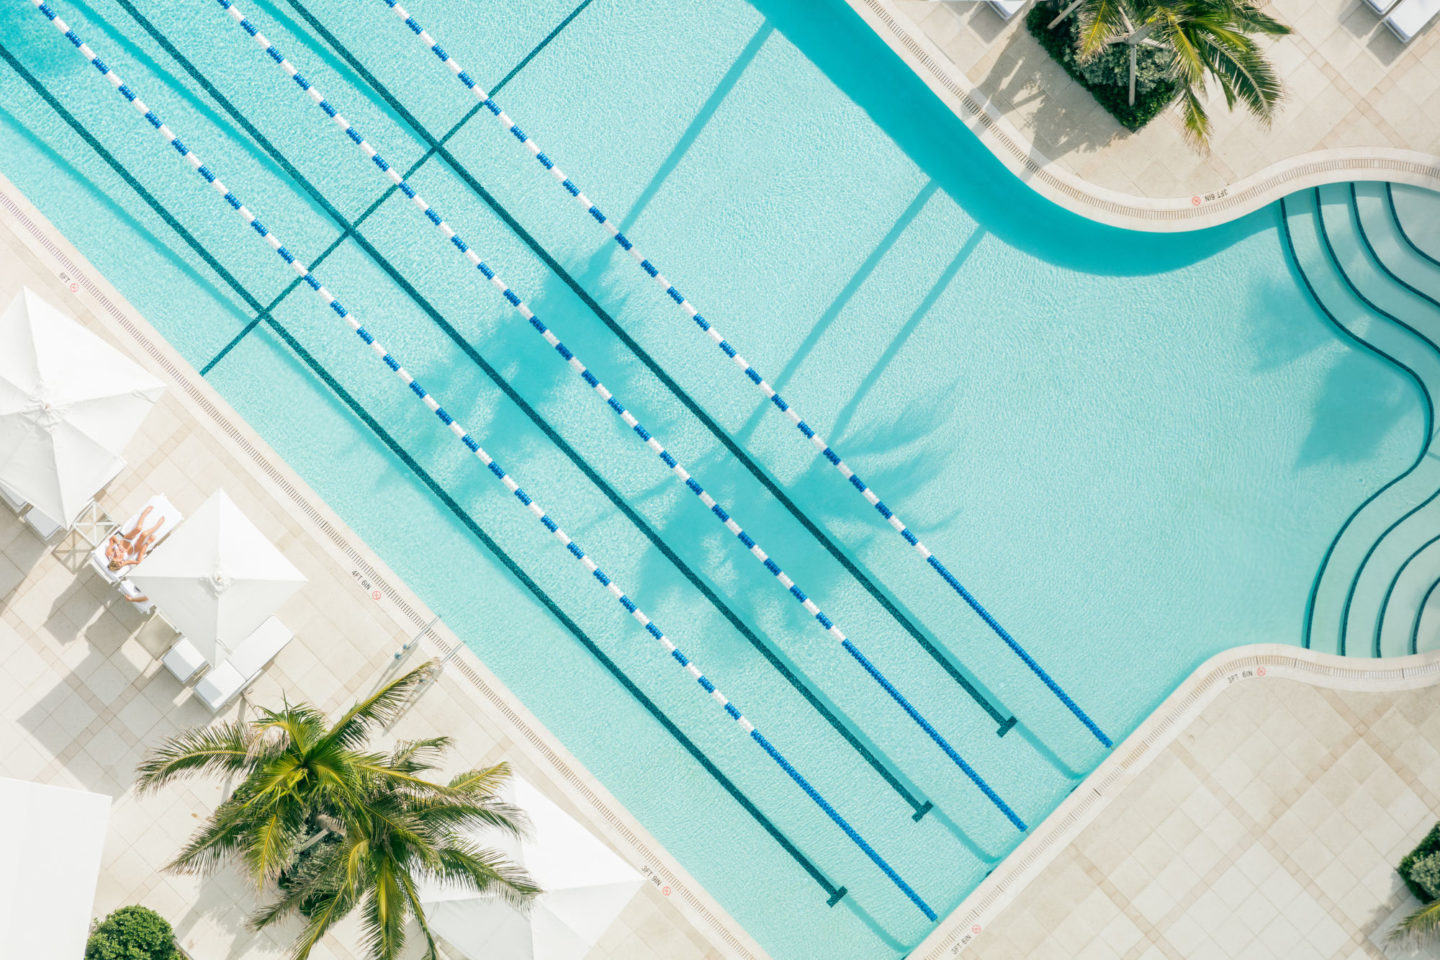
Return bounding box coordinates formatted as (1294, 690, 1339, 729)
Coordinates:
(0, 167, 773, 960)
(909, 640, 1440, 958)
(839, 0, 1440, 234)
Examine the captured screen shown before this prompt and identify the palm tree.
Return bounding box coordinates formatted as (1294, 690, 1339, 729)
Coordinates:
(1045, 0, 1291, 147)
(137, 663, 541, 960)
(1391, 898, 1440, 946)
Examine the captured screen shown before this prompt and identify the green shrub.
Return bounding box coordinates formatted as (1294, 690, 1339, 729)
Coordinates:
(1399, 823, 1440, 902)
(1025, 2, 1180, 131)
(1411, 852, 1440, 901)
(85, 905, 178, 960)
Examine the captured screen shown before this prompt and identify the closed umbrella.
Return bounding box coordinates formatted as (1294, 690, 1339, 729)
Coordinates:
(0, 287, 163, 524)
(420, 777, 643, 960)
(130, 489, 305, 663)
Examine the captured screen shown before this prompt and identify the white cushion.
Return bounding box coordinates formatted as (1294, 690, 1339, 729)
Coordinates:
(1387, 0, 1440, 40)
(193, 618, 292, 711)
(194, 663, 246, 711)
(0, 482, 26, 513)
(162, 637, 206, 683)
(226, 617, 292, 678)
(24, 508, 63, 541)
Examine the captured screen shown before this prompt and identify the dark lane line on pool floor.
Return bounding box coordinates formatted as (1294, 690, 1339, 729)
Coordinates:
(95, 0, 947, 826)
(276, 0, 1022, 741)
(198, 0, 587, 374)
(0, 36, 856, 907)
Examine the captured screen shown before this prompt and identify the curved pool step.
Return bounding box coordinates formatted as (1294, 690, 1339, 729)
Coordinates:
(1346, 183, 1440, 656)
(1355, 183, 1440, 306)
(1283, 188, 1440, 657)
(1316, 184, 1440, 658)
(1391, 183, 1440, 266)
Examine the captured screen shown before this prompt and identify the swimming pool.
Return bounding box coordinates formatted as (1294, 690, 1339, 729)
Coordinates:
(0, 0, 1425, 955)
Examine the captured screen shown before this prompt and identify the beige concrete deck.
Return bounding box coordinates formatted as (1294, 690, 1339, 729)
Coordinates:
(913, 646, 1440, 960)
(845, 0, 1440, 229)
(0, 173, 757, 960)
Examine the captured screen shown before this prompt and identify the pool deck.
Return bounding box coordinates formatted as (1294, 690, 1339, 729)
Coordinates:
(845, 0, 1440, 230)
(912, 644, 1440, 960)
(0, 172, 759, 960)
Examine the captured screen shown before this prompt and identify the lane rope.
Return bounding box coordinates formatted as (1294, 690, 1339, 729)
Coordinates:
(373, 0, 1110, 748)
(24, 0, 937, 920)
(216, 0, 1024, 832)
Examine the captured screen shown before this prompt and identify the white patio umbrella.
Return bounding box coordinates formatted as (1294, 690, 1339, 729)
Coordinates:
(130, 489, 306, 663)
(420, 777, 643, 960)
(0, 777, 112, 960)
(0, 286, 163, 524)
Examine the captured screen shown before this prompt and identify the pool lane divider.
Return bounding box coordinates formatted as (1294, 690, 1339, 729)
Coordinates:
(23, 0, 938, 920)
(0, 33, 854, 908)
(186, 0, 581, 374)
(274, 0, 1016, 739)
(105, 0, 933, 825)
(214, 0, 1024, 833)
(375, 0, 1109, 748)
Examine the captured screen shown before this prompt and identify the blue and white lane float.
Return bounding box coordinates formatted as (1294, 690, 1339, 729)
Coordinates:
(215, 0, 1028, 834)
(376, 0, 1111, 749)
(21, 0, 938, 921)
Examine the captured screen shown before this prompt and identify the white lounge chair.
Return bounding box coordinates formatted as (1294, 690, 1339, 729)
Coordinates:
(24, 507, 64, 542)
(194, 617, 292, 711)
(116, 578, 155, 616)
(162, 637, 207, 684)
(1363, 0, 1401, 14)
(1386, 0, 1440, 40)
(89, 494, 184, 585)
(0, 482, 27, 514)
(988, 0, 1029, 18)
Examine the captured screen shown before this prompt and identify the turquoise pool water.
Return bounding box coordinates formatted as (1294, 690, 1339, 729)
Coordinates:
(0, 0, 1424, 955)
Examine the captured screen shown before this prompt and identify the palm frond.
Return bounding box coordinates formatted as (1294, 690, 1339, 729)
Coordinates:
(1201, 32, 1284, 121)
(1390, 897, 1440, 943)
(1075, 0, 1130, 61)
(325, 662, 436, 751)
(167, 800, 258, 876)
(410, 795, 530, 839)
(397, 869, 441, 960)
(1178, 82, 1212, 148)
(431, 842, 541, 910)
(361, 856, 409, 960)
(388, 737, 451, 774)
(135, 722, 255, 792)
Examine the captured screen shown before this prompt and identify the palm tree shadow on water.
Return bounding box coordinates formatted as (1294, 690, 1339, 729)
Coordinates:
(743, 0, 1271, 275)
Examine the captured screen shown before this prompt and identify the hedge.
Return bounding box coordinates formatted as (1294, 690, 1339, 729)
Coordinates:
(1024, 2, 1180, 132)
(1400, 823, 1440, 903)
(85, 905, 178, 960)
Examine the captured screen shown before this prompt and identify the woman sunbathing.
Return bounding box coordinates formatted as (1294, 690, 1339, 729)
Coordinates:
(105, 505, 165, 573)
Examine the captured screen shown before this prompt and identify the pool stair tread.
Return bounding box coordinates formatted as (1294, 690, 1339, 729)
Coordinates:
(1318, 185, 1440, 658)
(1283, 187, 1440, 658)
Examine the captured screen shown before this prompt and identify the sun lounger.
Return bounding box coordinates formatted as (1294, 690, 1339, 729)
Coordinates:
(1386, 0, 1440, 40)
(1363, 0, 1401, 14)
(988, 0, 1028, 19)
(194, 617, 292, 711)
(115, 578, 155, 616)
(24, 507, 64, 542)
(0, 482, 27, 514)
(161, 637, 207, 683)
(88, 494, 184, 585)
